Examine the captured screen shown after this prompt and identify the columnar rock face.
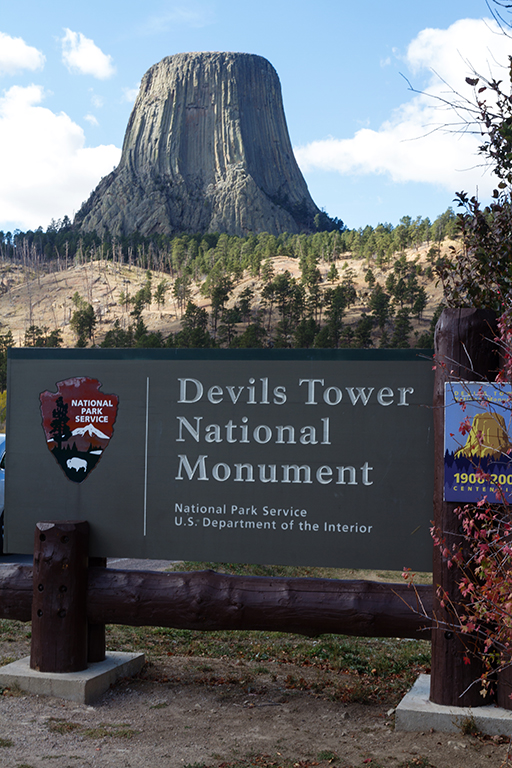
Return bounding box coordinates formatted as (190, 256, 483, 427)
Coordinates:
(74, 52, 322, 237)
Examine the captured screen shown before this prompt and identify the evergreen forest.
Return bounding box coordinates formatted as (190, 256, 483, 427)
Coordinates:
(0, 207, 463, 391)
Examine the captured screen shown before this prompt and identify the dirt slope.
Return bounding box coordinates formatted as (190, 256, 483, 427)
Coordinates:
(0, 243, 448, 348)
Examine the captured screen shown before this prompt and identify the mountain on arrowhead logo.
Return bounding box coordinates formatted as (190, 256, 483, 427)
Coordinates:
(40, 377, 119, 483)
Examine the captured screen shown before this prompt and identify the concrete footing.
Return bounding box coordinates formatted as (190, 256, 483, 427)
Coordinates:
(396, 674, 512, 736)
(0, 652, 145, 704)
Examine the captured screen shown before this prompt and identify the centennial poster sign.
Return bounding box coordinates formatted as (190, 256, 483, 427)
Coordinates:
(6, 349, 434, 570)
(444, 382, 512, 503)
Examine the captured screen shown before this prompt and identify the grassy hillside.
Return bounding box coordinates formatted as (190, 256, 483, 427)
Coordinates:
(0, 238, 450, 351)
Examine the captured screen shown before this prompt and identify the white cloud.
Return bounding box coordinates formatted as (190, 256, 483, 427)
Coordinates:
(294, 18, 512, 197)
(140, 5, 215, 35)
(0, 84, 121, 229)
(90, 91, 104, 109)
(122, 84, 140, 103)
(84, 113, 99, 126)
(0, 32, 45, 76)
(61, 29, 115, 80)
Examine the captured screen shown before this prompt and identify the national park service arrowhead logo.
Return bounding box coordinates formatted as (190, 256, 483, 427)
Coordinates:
(40, 377, 119, 483)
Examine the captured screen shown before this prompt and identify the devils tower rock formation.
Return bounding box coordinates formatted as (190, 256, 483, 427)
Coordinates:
(74, 52, 324, 237)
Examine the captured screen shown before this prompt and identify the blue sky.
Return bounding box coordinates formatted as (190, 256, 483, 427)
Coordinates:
(1, 0, 510, 233)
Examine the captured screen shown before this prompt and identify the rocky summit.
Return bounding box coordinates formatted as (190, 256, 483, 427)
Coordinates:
(74, 52, 323, 237)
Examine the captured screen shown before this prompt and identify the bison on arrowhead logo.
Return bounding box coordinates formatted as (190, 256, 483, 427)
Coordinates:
(40, 377, 119, 483)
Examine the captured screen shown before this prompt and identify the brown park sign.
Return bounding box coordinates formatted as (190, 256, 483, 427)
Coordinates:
(5, 348, 434, 570)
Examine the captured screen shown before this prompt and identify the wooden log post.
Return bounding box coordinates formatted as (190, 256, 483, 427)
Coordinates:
(431, 308, 498, 706)
(87, 557, 106, 663)
(30, 521, 89, 673)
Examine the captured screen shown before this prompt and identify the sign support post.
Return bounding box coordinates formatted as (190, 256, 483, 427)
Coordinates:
(431, 308, 498, 706)
(87, 557, 106, 663)
(30, 520, 89, 673)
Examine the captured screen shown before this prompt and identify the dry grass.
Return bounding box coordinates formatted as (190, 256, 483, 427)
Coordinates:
(0, 242, 449, 348)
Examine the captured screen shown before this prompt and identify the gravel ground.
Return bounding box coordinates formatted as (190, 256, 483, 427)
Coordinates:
(0, 650, 509, 768)
(0, 560, 508, 767)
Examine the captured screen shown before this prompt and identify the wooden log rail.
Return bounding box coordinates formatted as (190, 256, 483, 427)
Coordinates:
(0, 565, 433, 639)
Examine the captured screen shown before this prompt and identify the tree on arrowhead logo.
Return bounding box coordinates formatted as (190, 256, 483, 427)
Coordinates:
(40, 377, 119, 483)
